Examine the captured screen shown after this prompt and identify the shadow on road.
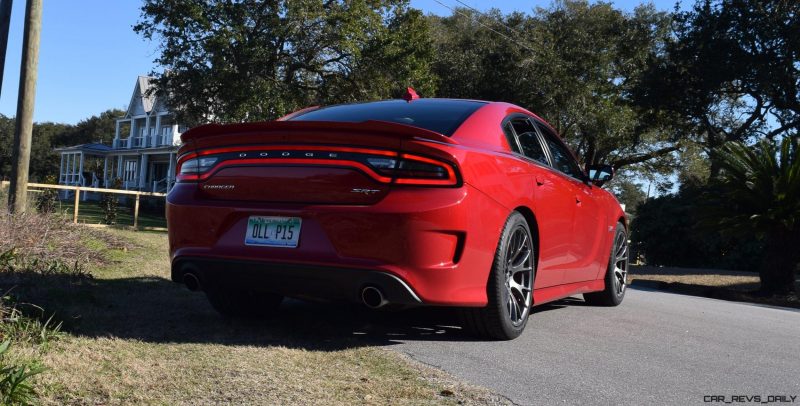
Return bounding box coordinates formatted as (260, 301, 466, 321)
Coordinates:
(1, 273, 588, 350)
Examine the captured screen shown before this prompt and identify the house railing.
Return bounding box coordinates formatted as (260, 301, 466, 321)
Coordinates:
(122, 179, 139, 190)
(159, 131, 170, 146)
(152, 177, 175, 193)
(0, 181, 167, 230)
(131, 136, 145, 148)
(60, 173, 86, 187)
(114, 138, 131, 149)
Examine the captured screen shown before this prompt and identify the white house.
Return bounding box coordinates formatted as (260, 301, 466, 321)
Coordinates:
(55, 76, 187, 193)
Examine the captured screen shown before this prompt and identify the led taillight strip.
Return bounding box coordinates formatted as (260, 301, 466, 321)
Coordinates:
(178, 158, 393, 183)
(177, 145, 397, 165)
(177, 146, 460, 186)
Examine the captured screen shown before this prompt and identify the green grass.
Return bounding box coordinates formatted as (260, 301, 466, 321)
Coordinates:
(56, 199, 167, 229)
(4, 228, 506, 405)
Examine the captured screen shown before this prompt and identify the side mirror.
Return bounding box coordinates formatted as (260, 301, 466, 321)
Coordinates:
(587, 164, 614, 187)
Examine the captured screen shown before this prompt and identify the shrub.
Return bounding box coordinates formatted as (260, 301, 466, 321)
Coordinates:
(631, 185, 765, 271)
(0, 294, 62, 347)
(100, 178, 122, 225)
(0, 340, 44, 406)
(33, 176, 59, 214)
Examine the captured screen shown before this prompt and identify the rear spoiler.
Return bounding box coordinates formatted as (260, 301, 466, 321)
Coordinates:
(180, 120, 457, 145)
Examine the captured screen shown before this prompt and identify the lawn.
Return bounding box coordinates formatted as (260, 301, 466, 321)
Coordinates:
(57, 198, 167, 229)
(3, 227, 506, 405)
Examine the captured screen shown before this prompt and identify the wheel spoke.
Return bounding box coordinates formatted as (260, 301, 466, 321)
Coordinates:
(502, 225, 535, 326)
(510, 250, 531, 273)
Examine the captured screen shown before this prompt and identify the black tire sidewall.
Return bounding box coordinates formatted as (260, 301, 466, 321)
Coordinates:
(488, 212, 534, 339)
(606, 224, 627, 305)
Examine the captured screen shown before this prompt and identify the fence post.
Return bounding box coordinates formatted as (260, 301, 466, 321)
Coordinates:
(73, 187, 80, 223)
(133, 193, 140, 230)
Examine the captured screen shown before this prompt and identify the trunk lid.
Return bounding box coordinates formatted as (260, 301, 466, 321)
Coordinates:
(178, 121, 457, 205)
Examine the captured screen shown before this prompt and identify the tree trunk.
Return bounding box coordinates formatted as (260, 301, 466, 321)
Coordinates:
(758, 229, 800, 295)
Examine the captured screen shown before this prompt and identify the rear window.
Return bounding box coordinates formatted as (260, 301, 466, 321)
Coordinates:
(290, 99, 485, 136)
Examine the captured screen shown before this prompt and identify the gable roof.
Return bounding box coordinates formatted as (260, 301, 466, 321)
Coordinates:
(126, 76, 157, 117)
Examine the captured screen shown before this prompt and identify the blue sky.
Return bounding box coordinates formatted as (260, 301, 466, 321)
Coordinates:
(0, 0, 682, 125)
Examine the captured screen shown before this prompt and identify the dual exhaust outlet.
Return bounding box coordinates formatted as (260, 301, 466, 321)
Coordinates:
(360, 285, 388, 309)
(183, 271, 388, 309)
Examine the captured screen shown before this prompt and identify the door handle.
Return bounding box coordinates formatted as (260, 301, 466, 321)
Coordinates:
(575, 196, 581, 204)
(535, 175, 544, 186)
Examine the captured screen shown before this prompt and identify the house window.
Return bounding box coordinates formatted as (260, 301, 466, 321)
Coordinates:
(123, 160, 138, 183)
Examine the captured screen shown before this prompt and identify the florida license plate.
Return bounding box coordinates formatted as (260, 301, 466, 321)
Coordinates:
(244, 216, 302, 248)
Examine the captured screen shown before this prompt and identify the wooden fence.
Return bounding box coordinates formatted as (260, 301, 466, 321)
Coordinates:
(0, 181, 167, 231)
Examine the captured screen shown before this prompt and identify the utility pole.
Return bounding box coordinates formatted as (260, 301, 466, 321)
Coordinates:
(0, 0, 13, 96)
(8, 0, 42, 213)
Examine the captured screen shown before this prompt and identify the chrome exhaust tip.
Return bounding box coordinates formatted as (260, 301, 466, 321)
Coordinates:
(361, 286, 388, 309)
(183, 272, 201, 292)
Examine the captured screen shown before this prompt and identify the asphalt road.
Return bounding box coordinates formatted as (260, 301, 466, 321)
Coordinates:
(384, 288, 800, 405)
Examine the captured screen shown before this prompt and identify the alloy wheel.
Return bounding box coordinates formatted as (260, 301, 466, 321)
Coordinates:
(504, 226, 534, 326)
(613, 231, 629, 295)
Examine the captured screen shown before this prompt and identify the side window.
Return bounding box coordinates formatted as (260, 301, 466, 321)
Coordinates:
(537, 124, 585, 180)
(502, 122, 521, 154)
(509, 118, 548, 165)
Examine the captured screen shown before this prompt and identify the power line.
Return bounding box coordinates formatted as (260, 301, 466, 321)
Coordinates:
(431, 0, 537, 54)
(452, 0, 529, 40)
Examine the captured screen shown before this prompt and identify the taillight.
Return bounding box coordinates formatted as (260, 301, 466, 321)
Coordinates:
(175, 146, 460, 187)
(180, 157, 218, 174)
(176, 156, 218, 181)
(377, 154, 458, 186)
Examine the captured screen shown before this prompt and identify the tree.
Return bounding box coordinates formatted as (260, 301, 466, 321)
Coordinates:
(0, 110, 123, 182)
(703, 137, 800, 294)
(429, 1, 681, 176)
(135, 0, 437, 125)
(0, 114, 15, 180)
(29, 122, 70, 182)
(631, 183, 765, 271)
(53, 109, 123, 146)
(637, 0, 800, 176)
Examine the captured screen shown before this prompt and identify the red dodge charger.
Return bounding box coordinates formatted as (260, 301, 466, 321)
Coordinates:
(167, 96, 628, 340)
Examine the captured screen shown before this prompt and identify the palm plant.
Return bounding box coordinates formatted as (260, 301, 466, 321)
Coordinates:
(704, 137, 800, 294)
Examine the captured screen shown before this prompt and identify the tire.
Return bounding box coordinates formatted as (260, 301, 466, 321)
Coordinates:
(461, 211, 535, 340)
(205, 283, 283, 319)
(583, 223, 628, 306)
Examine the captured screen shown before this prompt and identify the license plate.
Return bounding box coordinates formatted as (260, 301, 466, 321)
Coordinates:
(244, 216, 302, 248)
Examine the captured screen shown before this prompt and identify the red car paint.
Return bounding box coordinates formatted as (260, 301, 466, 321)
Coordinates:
(167, 99, 625, 307)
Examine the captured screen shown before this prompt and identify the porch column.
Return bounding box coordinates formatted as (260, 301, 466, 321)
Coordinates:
(78, 152, 84, 186)
(171, 123, 179, 145)
(129, 120, 136, 149)
(154, 115, 162, 146)
(167, 152, 176, 181)
(70, 153, 77, 184)
(59, 153, 64, 184)
(114, 121, 120, 148)
(102, 157, 108, 188)
(138, 153, 149, 189)
(116, 155, 123, 179)
(67, 153, 72, 183)
(144, 116, 151, 148)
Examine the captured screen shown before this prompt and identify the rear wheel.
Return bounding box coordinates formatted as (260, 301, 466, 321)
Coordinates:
(583, 223, 628, 306)
(461, 212, 534, 340)
(205, 284, 283, 318)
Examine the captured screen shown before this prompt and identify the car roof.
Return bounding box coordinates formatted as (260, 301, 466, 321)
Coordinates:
(288, 98, 488, 136)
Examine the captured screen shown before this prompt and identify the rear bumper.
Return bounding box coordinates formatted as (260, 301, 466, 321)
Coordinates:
(172, 256, 421, 305)
(167, 182, 509, 306)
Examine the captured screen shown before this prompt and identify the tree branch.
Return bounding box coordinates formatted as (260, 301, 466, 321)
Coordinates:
(610, 145, 680, 169)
